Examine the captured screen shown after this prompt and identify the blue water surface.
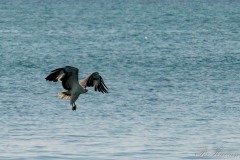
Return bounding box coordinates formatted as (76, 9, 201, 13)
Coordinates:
(1, 0, 240, 159)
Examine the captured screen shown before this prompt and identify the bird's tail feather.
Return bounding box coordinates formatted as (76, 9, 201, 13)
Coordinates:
(58, 91, 71, 100)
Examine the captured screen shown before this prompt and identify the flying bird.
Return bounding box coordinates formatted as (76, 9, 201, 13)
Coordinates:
(45, 66, 108, 111)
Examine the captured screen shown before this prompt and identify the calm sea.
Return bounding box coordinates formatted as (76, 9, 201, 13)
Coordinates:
(1, 0, 240, 159)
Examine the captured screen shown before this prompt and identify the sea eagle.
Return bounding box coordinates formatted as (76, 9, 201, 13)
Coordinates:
(45, 66, 108, 111)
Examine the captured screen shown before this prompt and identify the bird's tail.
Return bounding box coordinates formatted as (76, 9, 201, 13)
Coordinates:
(58, 91, 71, 100)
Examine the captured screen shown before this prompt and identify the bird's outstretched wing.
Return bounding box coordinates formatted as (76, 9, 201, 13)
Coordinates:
(45, 66, 79, 90)
(80, 72, 108, 93)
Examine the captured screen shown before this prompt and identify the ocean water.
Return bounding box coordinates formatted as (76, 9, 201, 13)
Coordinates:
(1, 0, 240, 159)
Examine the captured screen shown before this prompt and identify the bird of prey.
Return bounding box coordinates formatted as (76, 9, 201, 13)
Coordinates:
(45, 66, 108, 111)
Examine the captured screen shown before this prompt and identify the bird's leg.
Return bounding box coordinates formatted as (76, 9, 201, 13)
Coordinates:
(72, 103, 77, 111)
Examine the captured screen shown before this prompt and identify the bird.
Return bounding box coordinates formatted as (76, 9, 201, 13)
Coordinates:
(45, 66, 108, 111)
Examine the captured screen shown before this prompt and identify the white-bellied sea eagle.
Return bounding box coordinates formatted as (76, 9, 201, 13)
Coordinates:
(45, 66, 108, 111)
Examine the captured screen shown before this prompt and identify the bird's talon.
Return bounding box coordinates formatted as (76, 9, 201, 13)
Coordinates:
(72, 106, 77, 111)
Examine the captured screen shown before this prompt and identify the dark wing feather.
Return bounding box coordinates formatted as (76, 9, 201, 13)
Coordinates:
(45, 66, 79, 90)
(86, 76, 94, 87)
(45, 68, 63, 82)
(60, 69, 72, 90)
(80, 72, 108, 93)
